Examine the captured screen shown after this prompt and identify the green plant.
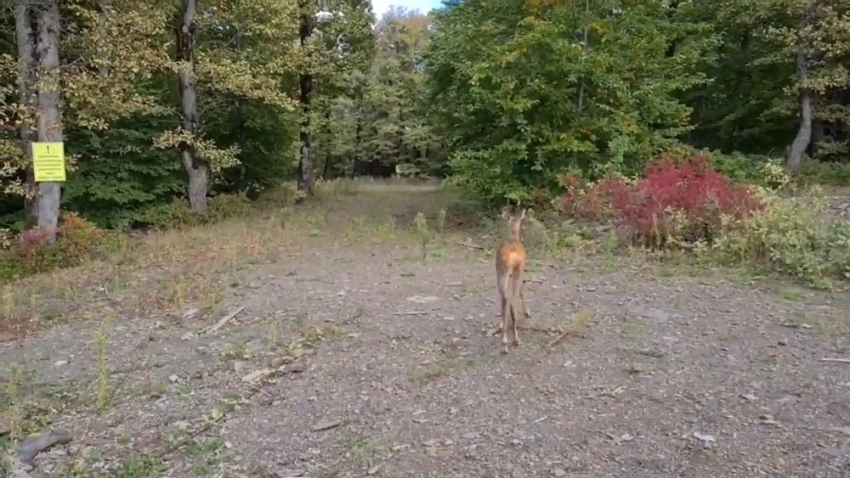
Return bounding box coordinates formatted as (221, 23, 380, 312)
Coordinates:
(712, 186, 850, 287)
(435, 207, 447, 235)
(0, 213, 125, 282)
(413, 212, 432, 259)
(799, 160, 850, 186)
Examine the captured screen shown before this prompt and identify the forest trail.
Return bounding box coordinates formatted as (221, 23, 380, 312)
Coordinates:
(2, 182, 850, 477)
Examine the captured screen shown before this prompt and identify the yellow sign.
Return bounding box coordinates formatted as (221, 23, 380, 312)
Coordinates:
(32, 142, 66, 182)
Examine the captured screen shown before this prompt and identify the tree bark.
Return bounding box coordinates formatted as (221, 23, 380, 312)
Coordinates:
(15, 0, 38, 229)
(576, 0, 590, 111)
(35, 0, 63, 242)
(97, 0, 111, 78)
(786, 0, 817, 173)
(297, 0, 315, 194)
(176, 0, 208, 213)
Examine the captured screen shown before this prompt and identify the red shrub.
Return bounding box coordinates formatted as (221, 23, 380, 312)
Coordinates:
(561, 155, 764, 246)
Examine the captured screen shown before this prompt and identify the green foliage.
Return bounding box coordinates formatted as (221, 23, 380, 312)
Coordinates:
(136, 193, 254, 230)
(62, 121, 185, 229)
(713, 186, 850, 288)
(426, 0, 715, 205)
(798, 161, 850, 186)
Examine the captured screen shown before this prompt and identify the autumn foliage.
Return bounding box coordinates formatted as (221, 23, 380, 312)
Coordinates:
(561, 155, 764, 246)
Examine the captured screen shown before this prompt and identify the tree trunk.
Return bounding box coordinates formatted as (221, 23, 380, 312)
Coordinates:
(576, 0, 590, 111)
(15, 0, 38, 229)
(35, 0, 63, 242)
(176, 0, 207, 213)
(97, 0, 111, 78)
(786, 0, 817, 173)
(297, 0, 315, 194)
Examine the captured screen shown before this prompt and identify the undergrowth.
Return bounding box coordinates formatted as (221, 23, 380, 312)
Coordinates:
(560, 153, 850, 287)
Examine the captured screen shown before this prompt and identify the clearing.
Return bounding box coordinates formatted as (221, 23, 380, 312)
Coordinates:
(2, 180, 850, 478)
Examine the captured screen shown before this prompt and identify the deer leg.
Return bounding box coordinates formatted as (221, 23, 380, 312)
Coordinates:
(510, 274, 522, 346)
(519, 276, 530, 319)
(501, 300, 510, 353)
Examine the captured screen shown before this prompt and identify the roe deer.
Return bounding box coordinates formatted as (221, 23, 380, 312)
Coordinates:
(495, 206, 529, 353)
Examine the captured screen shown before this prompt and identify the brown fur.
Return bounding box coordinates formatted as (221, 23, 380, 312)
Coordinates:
(495, 206, 529, 353)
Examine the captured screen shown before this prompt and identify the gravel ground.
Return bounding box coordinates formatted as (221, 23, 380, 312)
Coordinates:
(1, 186, 849, 478)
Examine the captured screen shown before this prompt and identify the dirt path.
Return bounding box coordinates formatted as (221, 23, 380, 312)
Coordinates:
(2, 184, 850, 477)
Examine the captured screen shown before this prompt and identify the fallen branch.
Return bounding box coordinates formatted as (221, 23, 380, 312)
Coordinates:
(203, 306, 245, 335)
(820, 357, 850, 364)
(457, 241, 486, 250)
(548, 309, 595, 347)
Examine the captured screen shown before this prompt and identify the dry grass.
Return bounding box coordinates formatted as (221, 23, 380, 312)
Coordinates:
(0, 178, 458, 342)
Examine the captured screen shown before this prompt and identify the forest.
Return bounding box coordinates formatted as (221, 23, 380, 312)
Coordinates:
(4, 2, 850, 476)
(1, 0, 850, 285)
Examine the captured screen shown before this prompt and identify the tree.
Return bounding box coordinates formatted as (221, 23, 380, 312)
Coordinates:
(175, 0, 205, 213)
(10, 0, 65, 241)
(13, 0, 37, 228)
(787, 0, 817, 172)
(425, 0, 712, 204)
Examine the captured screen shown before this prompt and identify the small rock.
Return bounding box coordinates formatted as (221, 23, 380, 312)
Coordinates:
(406, 295, 439, 304)
(551, 469, 567, 477)
(0, 416, 11, 436)
(272, 469, 307, 478)
(693, 432, 715, 444)
(168, 374, 179, 383)
(180, 332, 195, 341)
(777, 338, 788, 346)
(241, 369, 273, 383)
(233, 360, 247, 373)
(462, 432, 480, 440)
(741, 393, 757, 401)
(312, 419, 342, 432)
(283, 362, 306, 374)
(290, 348, 306, 359)
(270, 357, 287, 368)
(53, 360, 68, 367)
(758, 414, 782, 427)
(367, 464, 382, 475)
(17, 429, 72, 463)
(173, 421, 190, 431)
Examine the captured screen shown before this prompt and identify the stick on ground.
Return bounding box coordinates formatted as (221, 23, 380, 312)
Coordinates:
(548, 308, 595, 347)
(203, 306, 245, 335)
(820, 357, 850, 364)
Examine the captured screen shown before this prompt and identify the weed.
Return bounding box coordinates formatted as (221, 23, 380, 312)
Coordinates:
(115, 453, 167, 477)
(269, 319, 279, 348)
(413, 212, 432, 260)
(7, 365, 22, 438)
(436, 207, 447, 235)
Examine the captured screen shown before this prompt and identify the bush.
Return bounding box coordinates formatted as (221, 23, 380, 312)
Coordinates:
(562, 156, 850, 286)
(136, 193, 254, 230)
(0, 213, 125, 281)
(799, 160, 850, 186)
(712, 186, 850, 287)
(561, 155, 764, 247)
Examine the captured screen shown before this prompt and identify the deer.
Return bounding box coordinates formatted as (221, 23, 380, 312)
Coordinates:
(495, 204, 530, 354)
